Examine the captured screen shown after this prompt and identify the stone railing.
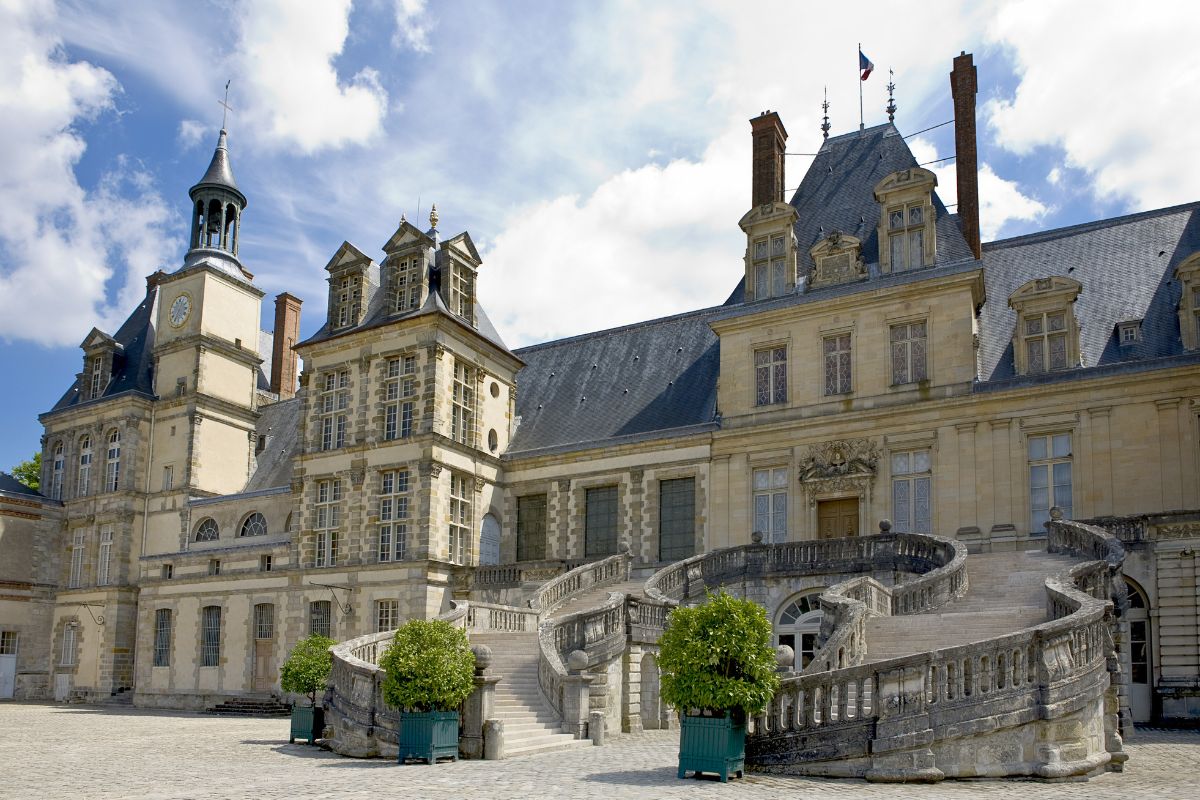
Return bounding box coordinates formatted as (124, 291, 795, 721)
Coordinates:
(471, 558, 586, 589)
(467, 601, 539, 633)
(530, 549, 632, 614)
(746, 520, 1126, 781)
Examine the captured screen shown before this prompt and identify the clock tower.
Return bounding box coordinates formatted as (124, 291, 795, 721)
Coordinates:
(148, 128, 265, 521)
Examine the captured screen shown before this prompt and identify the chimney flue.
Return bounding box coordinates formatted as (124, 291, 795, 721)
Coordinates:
(270, 293, 302, 400)
(750, 111, 788, 208)
(950, 51, 981, 260)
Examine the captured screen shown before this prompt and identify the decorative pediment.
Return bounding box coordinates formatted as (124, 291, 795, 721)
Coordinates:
(1008, 276, 1082, 309)
(808, 231, 866, 289)
(798, 438, 881, 482)
(443, 232, 482, 265)
(80, 328, 120, 353)
(382, 219, 435, 254)
(737, 201, 799, 233)
(323, 241, 373, 275)
(873, 167, 937, 200)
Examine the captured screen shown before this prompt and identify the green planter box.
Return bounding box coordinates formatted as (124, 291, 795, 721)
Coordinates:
(398, 710, 460, 765)
(677, 712, 745, 782)
(289, 705, 324, 745)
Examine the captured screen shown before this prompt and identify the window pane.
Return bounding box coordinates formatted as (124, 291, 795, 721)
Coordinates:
(772, 260, 786, 296)
(753, 494, 769, 533)
(908, 229, 923, 268)
(914, 476, 931, 533)
(753, 469, 769, 490)
(891, 453, 910, 474)
(890, 234, 905, 270)
(1028, 436, 1047, 461)
(1026, 339, 1045, 373)
(892, 340, 908, 384)
(772, 468, 788, 488)
(893, 478, 911, 533)
(913, 450, 931, 472)
(1049, 332, 1068, 369)
(1030, 464, 1048, 490)
(754, 262, 768, 298)
(659, 478, 695, 562)
(771, 493, 787, 542)
(584, 487, 618, 557)
(1052, 434, 1071, 458)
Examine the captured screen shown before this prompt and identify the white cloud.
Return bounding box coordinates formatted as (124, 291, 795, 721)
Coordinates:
(236, 0, 389, 154)
(984, 0, 1200, 210)
(177, 119, 208, 150)
(392, 0, 434, 53)
(1046, 166, 1061, 186)
(0, 0, 176, 347)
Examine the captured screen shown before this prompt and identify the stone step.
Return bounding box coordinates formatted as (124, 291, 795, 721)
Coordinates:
(504, 735, 593, 758)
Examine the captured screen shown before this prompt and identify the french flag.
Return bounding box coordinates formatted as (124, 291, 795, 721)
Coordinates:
(860, 50, 875, 81)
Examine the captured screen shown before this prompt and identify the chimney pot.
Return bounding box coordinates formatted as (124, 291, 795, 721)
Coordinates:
(950, 51, 982, 260)
(270, 292, 303, 399)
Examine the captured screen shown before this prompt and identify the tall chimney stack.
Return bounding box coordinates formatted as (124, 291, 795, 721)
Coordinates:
(950, 51, 981, 260)
(270, 292, 302, 400)
(750, 111, 788, 207)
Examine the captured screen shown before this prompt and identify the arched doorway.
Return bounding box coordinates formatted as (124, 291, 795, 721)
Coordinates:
(640, 653, 661, 730)
(776, 593, 823, 671)
(479, 513, 501, 566)
(1125, 577, 1152, 723)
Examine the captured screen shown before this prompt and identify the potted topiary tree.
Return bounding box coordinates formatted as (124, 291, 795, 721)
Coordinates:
(658, 590, 780, 782)
(280, 633, 335, 745)
(379, 618, 476, 765)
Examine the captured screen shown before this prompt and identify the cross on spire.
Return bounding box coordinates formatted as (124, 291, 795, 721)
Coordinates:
(219, 80, 233, 131)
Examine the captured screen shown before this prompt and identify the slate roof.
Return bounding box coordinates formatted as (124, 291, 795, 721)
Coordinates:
(0, 471, 44, 499)
(243, 398, 300, 492)
(508, 308, 721, 456)
(190, 129, 245, 206)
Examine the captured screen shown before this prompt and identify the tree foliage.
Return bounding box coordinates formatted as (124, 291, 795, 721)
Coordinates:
(379, 619, 475, 713)
(280, 633, 335, 706)
(658, 590, 780, 717)
(11, 452, 41, 492)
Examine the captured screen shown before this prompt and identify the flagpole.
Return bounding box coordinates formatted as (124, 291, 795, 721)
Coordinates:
(858, 43, 864, 131)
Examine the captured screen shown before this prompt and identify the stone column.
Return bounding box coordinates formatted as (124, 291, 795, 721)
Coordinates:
(461, 644, 500, 759)
(562, 650, 597, 739)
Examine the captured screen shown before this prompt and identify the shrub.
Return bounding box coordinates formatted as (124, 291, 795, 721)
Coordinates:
(658, 590, 780, 717)
(379, 619, 476, 713)
(280, 633, 336, 706)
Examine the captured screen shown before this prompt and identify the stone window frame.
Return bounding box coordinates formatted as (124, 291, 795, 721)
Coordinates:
(504, 480, 560, 563)
(104, 428, 121, 493)
(253, 603, 274, 641)
(451, 359, 477, 448)
(821, 326, 855, 396)
(96, 524, 114, 586)
(313, 478, 342, 567)
(318, 369, 351, 451)
(377, 468, 410, 563)
(448, 472, 473, 565)
(76, 434, 93, 498)
(68, 528, 86, 588)
(1024, 428, 1074, 535)
(753, 342, 788, 407)
(447, 256, 476, 324)
(332, 273, 363, 330)
(656, 475, 699, 563)
(888, 449, 933, 534)
(59, 619, 80, 667)
(774, 591, 825, 671)
(152, 608, 172, 668)
(381, 353, 419, 442)
(388, 254, 423, 314)
(886, 313, 930, 387)
(1174, 252, 1200, 350)
(1117, 320, 1142, 346)
(583, 484, 621, 558)
(375, 599, 399, 633)
(1007, 277, 1083, 376)
(873, 167, 938, 274)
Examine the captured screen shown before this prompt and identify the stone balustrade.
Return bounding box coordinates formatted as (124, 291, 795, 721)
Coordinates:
(466, 601, 539, 633)
(530, 549, 631, 613)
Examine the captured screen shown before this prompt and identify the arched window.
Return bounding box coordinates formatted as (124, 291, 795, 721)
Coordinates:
(194, 518, 220, 542)
(105, 429, 121, 492)
(239, 512, 267, 537)
(77, 435, 93, 497)
(776, 593, 824, 671)
(50, 442, 64, 500)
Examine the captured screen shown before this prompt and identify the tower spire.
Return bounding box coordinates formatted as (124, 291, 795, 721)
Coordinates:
(886, 69, 897, 124)
(821, 87, 831, 140)
(219, 80, 233, 131)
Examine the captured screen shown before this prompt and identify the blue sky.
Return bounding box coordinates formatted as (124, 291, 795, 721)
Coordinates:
(2, 0, 1199, 474)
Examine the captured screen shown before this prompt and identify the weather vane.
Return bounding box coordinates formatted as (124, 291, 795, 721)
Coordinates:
(220, 80, 233, 130)
(886, 69, 897, 123)
(821, 87, 831, 140)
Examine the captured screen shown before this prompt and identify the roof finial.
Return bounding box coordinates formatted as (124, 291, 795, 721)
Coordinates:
(219, 79, 233, 132)
(429, 203, 438, 230)
(885, 69, 897, 124)
(400, 211, 407, 225)
(820, 86, 831, 140)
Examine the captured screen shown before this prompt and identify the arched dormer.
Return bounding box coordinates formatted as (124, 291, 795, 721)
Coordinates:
(808, 231, 865, 289)
(1008, 276, 1083, 374)
(1174, 251, 1200, 350)
(874, 167, 937, 273)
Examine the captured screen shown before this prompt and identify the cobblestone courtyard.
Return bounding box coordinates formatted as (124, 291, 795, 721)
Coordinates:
(1, 703, 1197, 799)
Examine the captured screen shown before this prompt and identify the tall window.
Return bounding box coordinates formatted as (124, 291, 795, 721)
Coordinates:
(378, 469, 409, 562)
(314, 479, 341, 567)
(890, 321, 928, 385)
(104, 429, 120, 492)
(1023, 312, 1070, 373)
(448, 473, 472, 564)
(383, 356, 417, 441)
(392, 257, 422, 312)
(752, 235, 788, 299)
(376, 600, 399, 633)
(1029, 433, 1072, 532)
(153, 609, 172, 667)
(309, 600, 332, 638)
(254, 603, 274, 640)
(887, 204, 925, 271)
(450, 263, 474, 321)
(200, 606, 221, 667)
(60, 625, 77, 666)
(584, 486, 619, 557)
(239, 513, 267, 537)
(754, 346, 787, 406)
(161, 465, 173, 492)
(77, 435, 92, 497)
(1193, 286, 1200, 344)
(335, 275, 361, 328)
(891, 450, 931, 534)
(88, 355, 105, 399)
(823, 333, 852, 395)
(194, 518, 219, 542)
(69, 529, 85, 588)
(753, 468, 788, 543)
(516, 494, 548, 562)
(97, 525, 114, 586)
(659, 478, 696, 562)
(50, 442, 64, 500)
(452, 360, 476, 446)
(320, 371, 350, 450)
(0, 631, 17, 656)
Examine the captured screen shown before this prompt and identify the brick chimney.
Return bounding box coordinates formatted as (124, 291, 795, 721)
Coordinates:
(750, 111, 788, 207)
(950, 51, 981, 260)
(270, 293, 302, 399)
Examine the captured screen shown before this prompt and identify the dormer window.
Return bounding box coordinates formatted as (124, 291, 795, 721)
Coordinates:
(887, 204, 926, 271)
(1175, 252, 1200, 350)
(1008, 276, 1083, 375)
(449, 259, 474, 323)
(335, 275, 361, 328)
(874, 167, 937, 274)
(88, 355, 106, 399)
(391, 256, 422, 313)
(752, 235, 789, 299)
(1118, 321, 1141, 346)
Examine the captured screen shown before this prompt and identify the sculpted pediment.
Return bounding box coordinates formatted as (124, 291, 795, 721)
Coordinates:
(799, 438, 881, 482)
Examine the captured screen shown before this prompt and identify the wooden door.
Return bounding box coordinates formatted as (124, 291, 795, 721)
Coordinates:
(254, 640, 273, 692)
(817, 498, 859, 539)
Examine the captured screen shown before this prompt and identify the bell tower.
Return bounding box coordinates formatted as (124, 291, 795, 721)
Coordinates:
(187, 129, 247, 265)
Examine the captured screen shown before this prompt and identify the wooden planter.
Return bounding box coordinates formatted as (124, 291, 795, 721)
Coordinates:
(677, 712, 745, 782)
(289, 704, 324, 745)
(398, 710, 460, 765)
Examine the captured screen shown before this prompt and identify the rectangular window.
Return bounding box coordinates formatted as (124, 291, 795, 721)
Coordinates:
(376, 600, 399, 633)
(753, 468, 788, 543)
(335, 275, 361, 328)
(208, 559, 220, 576)
(61, 625, 77, 666)
(200, 606, 221, 667)
(69, 530, 85, 589)
(379, 469, 410, 562)
(319, 371, 350, 450)
(0, 631, 18, 656)
(161, 465, 173, 492)
(659, 478, 696, 562)
(823, 333, 852, 395)
(1029, 432, 1072, 533)
(450, 262, 474, 321)
(50, 446, 63, 500)
(754, 345, 787, 406)
(887, 204, 926, 271)
(161, 564, 173, 580)
(1118, 321, 1141, 345)
(448, 473, 472, 565)
(751, 236, 788, 300)
(105, 433, 120, 492)
(452, 360, 476, 447)
(259, 554, 272, 572)
(89, 356, 104, 399)
(392, 257, 422, 312)
(891, 450, 932, 534)
(383, 357, 417, 441)
(890, 321, 928, 385)
(584, 486, 619, 557)
(96, 525, 113, 586)
(1023, 312, 1070, 373)
(77, 442, 91, 498)
(254, 603, 274, 640)
(516, 494, 548, 562)
(314, 479, 342, 567)
(153, 609, 171, 667)
(309, 600, 332, 638)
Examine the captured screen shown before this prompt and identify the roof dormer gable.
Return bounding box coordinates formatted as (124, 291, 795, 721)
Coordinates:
(382, 219, 436, 255)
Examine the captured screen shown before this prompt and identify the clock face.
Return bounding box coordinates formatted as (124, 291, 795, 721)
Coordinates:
(169, 294, 191, 327)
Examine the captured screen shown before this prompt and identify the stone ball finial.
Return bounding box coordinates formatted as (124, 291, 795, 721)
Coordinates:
(775, 644, 795, 670)
(567, 650, 589, 672)
(878, 519, 892, 533)
(619, 542, 632, 556)
(751, 530, 764, 544)
(471, 644, 492, 673)
(1049, 506, 1064, 521)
